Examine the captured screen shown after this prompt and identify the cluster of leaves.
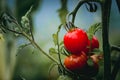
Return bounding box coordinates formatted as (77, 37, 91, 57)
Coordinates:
(0, 6, 35, 53)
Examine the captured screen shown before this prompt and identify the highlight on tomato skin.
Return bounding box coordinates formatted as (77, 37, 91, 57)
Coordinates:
(64, 51, 88, 71)
(63, 28, 88, 54)
(83, 35, 99, 54)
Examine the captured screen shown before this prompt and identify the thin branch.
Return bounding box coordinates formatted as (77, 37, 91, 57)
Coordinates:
(5, 27, 22, 34)
(1, 18, 59, 65)
(71, 0, 85, 23)
(111, 45, 120, 52)
(22, 31, 59, 64)
(0, 24, 22, 34)
(57, 25, 65, 74)
(0, 7, 59, 65)
(29, 24, 34, 41)
(67, 0, 101, 23)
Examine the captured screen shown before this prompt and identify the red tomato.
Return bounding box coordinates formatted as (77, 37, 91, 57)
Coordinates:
(64, 28, 88, 54)
(64, 51, 87, 71)
(83, 36, 99, 54)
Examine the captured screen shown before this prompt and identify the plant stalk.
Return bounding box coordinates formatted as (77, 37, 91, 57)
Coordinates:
(69, 0, 101, 24)
(22, 31, 59, 64)
(101, 0, 112, 80)
(15, 20, 59, 64)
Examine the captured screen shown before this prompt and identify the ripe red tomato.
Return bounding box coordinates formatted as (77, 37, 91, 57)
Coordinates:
(83, 35, 99, 54)
(64, 51, 88, 71)
(64, 28, 88, 54)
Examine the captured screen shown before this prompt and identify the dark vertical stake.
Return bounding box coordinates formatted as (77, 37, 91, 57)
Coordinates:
(101, 0, 112, 80)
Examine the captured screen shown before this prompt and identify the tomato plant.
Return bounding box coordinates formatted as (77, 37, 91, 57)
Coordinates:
(62, 22, 102, 79)
(0, 0, 119, 80)
(64, 28, 88, 54)
(73, 54, 100, 78)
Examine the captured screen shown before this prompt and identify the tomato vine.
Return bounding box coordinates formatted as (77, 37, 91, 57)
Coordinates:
(0, 0, 120, 80)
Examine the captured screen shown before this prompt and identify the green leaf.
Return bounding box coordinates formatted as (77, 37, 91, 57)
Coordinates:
(58, 0, 68, 24)
(91, 48, 102, 54)
(87, 23, 102, 40)
(57, 75, 73, 80)
(59, 41, 63, 46)
(57, 24, 62, 33)
(21, 6, 32, 26)
(87, 58, 94, 66)
(52, 33, 58, 46)
(52, 24, 62, 46)
(18, 43, 31, 50)
(48, 63, 57, 76)
(49, 48, 57, 55)
(60, 47, 70, 56)
(21, 6, 33, 36)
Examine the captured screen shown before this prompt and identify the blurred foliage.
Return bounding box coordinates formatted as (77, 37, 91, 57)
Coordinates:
(0, 34, 6, 80)
(0, 0, 6, 12)
(15, 0, 42, 22)
(15, 0, 42, 33)
(58, 0, 68, 24)
(0, 0, 42, 80)
(13, 46, 59, 80)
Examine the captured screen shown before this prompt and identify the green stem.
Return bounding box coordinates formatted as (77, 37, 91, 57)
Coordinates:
(71, 0, 85, 23)
(13, 20, 59, 64)
(68, 0, 101, 23)
(22, 31, 59, 64)
(101, 0, 112, 80)
(56, 25, 65, 73)
(111, 45, 120, 52)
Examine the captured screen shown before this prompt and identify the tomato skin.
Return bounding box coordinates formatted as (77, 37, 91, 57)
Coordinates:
(83, 36, 99, 54)
(64, 51, 88, 71)
(90, 36, 99, 50)
(64, 28, 88, 54)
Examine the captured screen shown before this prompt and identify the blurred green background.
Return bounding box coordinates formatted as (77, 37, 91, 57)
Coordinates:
(0, 0, 120, 80)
